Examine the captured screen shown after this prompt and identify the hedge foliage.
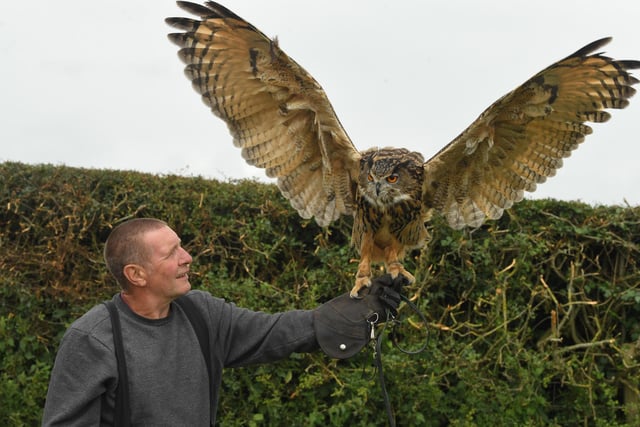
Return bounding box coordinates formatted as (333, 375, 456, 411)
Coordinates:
(1, 161, 639, 426)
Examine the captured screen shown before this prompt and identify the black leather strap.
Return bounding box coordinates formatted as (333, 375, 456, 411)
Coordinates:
(103, 301, 131, 427)
(174, 296, 213, 416)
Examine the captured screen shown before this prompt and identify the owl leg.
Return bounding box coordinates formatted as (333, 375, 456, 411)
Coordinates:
(386, 261, 415, 284)
(351, 259, 372, 298)
(384, 244, 415, 284)
(350, 233, 374, 298)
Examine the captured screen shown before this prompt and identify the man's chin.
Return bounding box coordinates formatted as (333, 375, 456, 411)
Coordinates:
(175, 280, 192, 296)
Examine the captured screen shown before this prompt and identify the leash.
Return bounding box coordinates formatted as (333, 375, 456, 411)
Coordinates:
(368, 294, 430, 427)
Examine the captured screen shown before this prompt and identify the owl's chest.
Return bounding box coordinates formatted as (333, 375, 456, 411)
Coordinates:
(354, 195, 424, 239)
(352, 200, 428, 256)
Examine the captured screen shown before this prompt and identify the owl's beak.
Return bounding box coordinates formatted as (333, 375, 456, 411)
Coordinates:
(375, 182, 381, 195)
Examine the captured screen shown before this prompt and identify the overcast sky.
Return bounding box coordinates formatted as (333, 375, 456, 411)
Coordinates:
(2, 1, 639, 206)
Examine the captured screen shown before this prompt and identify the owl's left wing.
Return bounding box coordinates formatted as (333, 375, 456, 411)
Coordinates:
(422, 38, 639, 229)
(166, 1, 360, 227)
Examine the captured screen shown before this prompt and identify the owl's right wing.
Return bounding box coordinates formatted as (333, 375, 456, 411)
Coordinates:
(166, 1, 361, 226)
(422, 38, 639, 230)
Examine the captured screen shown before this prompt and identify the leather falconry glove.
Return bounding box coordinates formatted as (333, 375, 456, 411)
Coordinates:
(313, 274, 408, 359)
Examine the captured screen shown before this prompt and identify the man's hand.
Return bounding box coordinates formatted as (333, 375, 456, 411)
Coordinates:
(313, 274, 409, 359)
(366, 274, 407, 318)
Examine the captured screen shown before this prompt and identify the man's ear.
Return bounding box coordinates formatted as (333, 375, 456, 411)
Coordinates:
(123, 264, 147, 288)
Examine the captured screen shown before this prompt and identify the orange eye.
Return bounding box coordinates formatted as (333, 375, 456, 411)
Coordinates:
(367, 174, 374, 182)
(386, 175, 399, 184)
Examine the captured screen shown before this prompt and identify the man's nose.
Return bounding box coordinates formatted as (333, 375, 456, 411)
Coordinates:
(179, 247, 193, 264)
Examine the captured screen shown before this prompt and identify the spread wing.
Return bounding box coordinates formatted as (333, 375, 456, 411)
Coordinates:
(422, 37, 640, 229)
(166, 1, 360, 226)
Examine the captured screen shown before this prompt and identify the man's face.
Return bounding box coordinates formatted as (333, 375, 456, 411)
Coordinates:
(140, 225, 193, 299)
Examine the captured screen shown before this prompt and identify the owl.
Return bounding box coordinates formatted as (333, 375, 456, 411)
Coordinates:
(166, 1, 639, 297)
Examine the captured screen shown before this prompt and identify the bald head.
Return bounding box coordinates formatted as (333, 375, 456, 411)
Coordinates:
(104, 218, 168, 288)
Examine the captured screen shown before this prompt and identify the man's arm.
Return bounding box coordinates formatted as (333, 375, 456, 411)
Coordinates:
(195, 275, 404, 366)
(203, 294, 318, 368)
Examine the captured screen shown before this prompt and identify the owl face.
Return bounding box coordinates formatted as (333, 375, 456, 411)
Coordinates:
(358, 148, 424, 209)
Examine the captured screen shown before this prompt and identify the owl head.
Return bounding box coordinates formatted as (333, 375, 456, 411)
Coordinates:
(358, 147, 425, 208)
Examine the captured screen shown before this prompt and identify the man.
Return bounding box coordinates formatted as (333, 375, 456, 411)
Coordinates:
(42, 218, 403, 425)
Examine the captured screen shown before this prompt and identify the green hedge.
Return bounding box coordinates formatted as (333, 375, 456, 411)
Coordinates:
(1, 161, 639, 426)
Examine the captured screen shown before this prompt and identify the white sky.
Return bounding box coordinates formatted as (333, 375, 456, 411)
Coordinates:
(2, 1, 639, 206)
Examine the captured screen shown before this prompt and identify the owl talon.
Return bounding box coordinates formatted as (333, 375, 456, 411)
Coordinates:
(350, 276, 372, 299)
(387, 262, 415, 284)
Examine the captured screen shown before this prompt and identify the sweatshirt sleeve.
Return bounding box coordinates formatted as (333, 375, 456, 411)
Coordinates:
(200, 293, 319, 368)
(42, 322, 117, 426)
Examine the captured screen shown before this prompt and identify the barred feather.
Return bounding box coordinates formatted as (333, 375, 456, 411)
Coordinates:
(167, 1, 359, 227)
(423, 37, 639, 229)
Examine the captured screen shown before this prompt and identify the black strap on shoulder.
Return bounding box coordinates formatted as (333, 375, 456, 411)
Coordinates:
(174, 296, 212, 385)
(103, 300, 131, 427)
(173, 296, 214, 425)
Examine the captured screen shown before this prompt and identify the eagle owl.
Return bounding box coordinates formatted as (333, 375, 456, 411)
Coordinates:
(166, 1, 639, 297)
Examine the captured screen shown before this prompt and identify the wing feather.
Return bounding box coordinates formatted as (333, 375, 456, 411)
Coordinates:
(167, 1, 360, 226)
(423, 37, 639, 229)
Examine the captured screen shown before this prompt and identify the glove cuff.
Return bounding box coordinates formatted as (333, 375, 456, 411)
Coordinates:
(313, 295, 373, 359)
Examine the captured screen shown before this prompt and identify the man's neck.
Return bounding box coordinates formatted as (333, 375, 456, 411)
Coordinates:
(120, 291, 172, 319)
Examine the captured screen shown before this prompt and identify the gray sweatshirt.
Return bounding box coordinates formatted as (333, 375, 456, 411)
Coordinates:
(42, 290, 318, 426)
